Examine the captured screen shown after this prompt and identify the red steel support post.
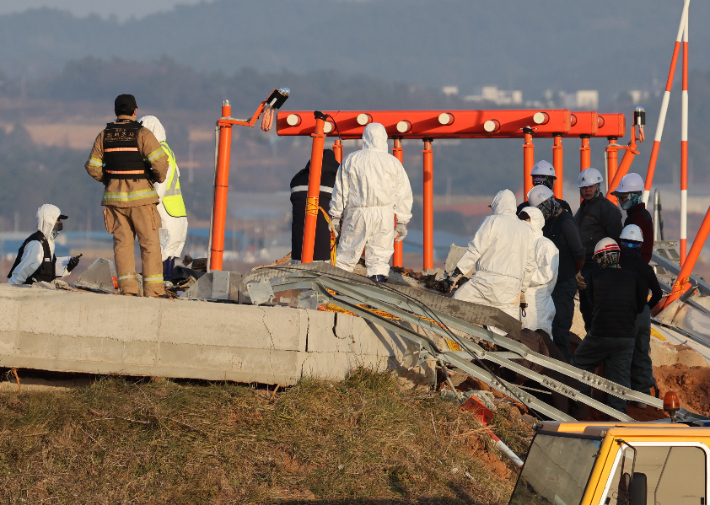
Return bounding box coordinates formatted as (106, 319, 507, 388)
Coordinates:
(681, 8, 689, 263)
(523, 128, 535, 199)
(392, 137, 404, 268)
(643, 0, 690, 204)
(333, 138, 343, 164)
(210, 101, 233, 271)
(664, 204, 710, 307)
(552, 133, 564, 199)
(580, 135, 591, 171)
(423, 138, 434, 270)
(301, 112, 327, 263)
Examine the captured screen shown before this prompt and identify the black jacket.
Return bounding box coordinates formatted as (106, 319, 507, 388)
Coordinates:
(587, 267, 647, 339)
(517, 197, 572, 216)
(575, 193, 623, 262)
(620, 252, 663, 310)
(290, 149, 339, 261)
(542, 210, 585, 283)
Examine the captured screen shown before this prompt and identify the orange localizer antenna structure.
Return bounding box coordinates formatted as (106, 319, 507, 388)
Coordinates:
(392, 137, 404, 267)
(422, 138, 434, 270)
(523, 128, 535, 198)
(643, 0, 690, 205)
(210, 100, 234, 272)
(680, 5, 689, 263)
(552, 133, 564, 199)
(209, 89, 290, 271)
(301, 112, 327, 264)
(579, 135, 591, 172)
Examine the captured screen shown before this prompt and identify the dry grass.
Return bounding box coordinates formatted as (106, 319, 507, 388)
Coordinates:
(0, 369, 533, 504)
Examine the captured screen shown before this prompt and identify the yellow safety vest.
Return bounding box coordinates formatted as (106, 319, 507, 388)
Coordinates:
(160, 142, 187, 218)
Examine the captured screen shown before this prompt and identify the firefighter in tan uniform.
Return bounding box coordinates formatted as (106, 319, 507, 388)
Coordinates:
(85, 94, 169, 297)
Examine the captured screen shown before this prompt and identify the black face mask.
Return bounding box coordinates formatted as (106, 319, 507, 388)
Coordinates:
(53, 221, 63, 231)
(532, 175, 555, 190)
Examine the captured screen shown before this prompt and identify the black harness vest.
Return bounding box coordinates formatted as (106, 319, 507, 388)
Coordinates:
(102, 121, 150, 180)
(7, 231, 56, 284)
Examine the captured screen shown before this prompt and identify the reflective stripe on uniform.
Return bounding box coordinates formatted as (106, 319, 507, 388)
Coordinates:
(105, 147, 139, 152)
(147, 148, 167, 162)
(160, 142, 187, 218)
(291, 185, 334, 194)
(102, 188, 158, 203)
(88, 157, 103, 167)
(105, 170, 145, 175)
(143, 274, 164, 284)
(117, 273, 138, 284)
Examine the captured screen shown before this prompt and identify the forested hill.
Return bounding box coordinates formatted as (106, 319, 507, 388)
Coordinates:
(1, 0, 709, 100)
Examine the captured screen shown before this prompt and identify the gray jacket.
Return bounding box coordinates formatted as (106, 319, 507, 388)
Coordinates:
(574, 193, 623, 262)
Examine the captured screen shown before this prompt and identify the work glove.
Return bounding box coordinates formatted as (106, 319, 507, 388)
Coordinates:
(575, 271, 587, 290)
(330, 217, 341, 240)
(67, 254, 82, 273)
(395, 222, 408, 242)
(519, 292, 528, 317)
(443, 267, 464, 292)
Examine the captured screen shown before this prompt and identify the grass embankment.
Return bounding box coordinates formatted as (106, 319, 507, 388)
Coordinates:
(0, 369, 532, 504)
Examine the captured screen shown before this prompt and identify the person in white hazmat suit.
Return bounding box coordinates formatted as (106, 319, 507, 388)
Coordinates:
(7, 204, 80, 285)
(448, 190, 536, 320)
(329, 122, 413, 281)
(518, 206, 559, 335)
(138, 115, 188, 281)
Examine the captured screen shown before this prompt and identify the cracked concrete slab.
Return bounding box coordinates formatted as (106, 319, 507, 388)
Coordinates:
(0, 285, 416, 386)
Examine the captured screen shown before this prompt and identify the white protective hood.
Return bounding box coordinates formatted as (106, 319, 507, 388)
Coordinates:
(362, 123, 389, 153)
(37, 204, 62, 240)
(525, 207, 545, 239)
(138, 115, 166, 143)
(490, 189, 517, 216)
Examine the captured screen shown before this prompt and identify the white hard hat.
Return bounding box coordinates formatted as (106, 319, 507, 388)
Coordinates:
(620, 224, 644, 243)
(611, 173, 644, 196)
(527, 185, 555, 208)
(531, 160, 556, 178)
(578, 167, 603, 188)
(593, 237, 620, 256)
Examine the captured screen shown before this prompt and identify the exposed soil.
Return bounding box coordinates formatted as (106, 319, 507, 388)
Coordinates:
(653, 364, 710, 417)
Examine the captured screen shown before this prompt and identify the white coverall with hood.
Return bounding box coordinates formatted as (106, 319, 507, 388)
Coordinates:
(138, 115, 188, 262)
(520, 207, 559, 335)
(8, 204, 71, 285)
(453, 190, 536, 319)
(330, 123, 413, 277)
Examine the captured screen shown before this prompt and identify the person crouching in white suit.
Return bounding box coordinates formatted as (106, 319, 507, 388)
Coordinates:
(449, 189, 537, 321)
(329, 123, 413, 282)
(518, 206, 559, 336)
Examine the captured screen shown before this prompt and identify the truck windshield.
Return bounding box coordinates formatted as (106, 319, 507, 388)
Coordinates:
(509, 433, 601, 505)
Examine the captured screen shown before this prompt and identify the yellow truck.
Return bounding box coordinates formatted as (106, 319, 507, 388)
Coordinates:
(510, 420, 708, 505)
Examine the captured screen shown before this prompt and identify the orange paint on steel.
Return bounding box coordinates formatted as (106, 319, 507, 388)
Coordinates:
(607, 125, 643, 203)
(644, 0, 689, 203)
(301, 113, 327, 264)
(332, 138, 343, 163)
(277, 109, 571, 139)
(523, 128, 535, 199)
(422, 138, 434, 270)
(607, 137, 619, 192)
(579, 135, 591, 171)
(392, 137, 404, 268)
(209, 101, 233, 271)
(552, 133, 564, 199)
(663, 204, 710, 308)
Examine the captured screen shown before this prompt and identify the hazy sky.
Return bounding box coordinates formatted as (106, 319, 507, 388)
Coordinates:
(0, 0, 214, 20)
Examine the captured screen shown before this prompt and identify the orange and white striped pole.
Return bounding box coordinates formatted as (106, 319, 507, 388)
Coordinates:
(680, 6, 689, 264)
(643, 0, 690, 204)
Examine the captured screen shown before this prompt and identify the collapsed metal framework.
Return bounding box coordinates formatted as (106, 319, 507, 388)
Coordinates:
(245, 263, 707, 424)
